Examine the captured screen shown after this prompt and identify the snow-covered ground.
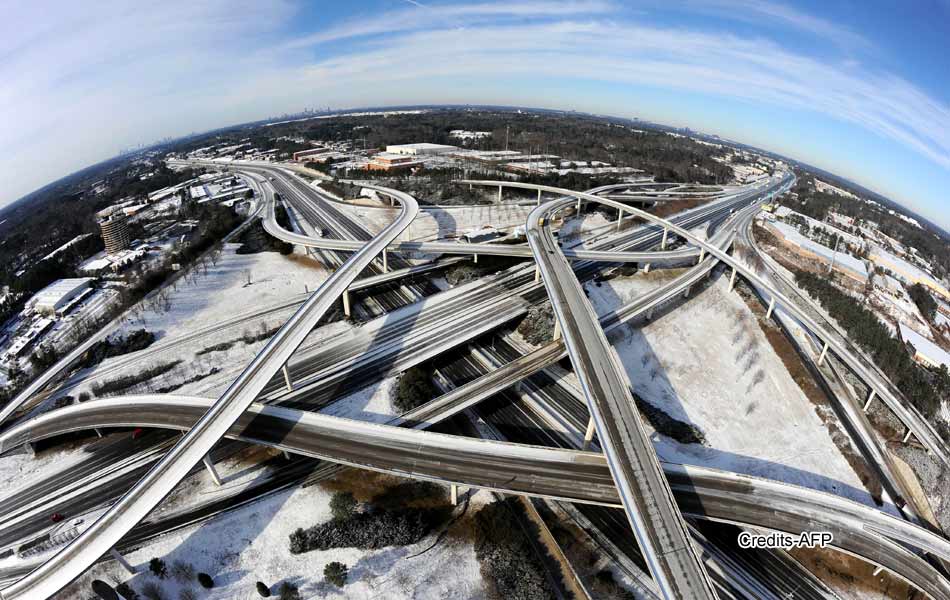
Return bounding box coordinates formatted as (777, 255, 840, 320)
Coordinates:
(337, 198, 532, 243)
(586, 269, 879, 507)
(67, 242, 342, 399)
(116, 243, 329, 343)
(815, 179, 859, 200)
(56, 475, 489, 600)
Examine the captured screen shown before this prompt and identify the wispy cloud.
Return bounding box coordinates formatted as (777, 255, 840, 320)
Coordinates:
(281, 0, 615, 48)
(2, 0, 947, 223)
(292, 16, 949, 172)
(680, 0, 871, 49)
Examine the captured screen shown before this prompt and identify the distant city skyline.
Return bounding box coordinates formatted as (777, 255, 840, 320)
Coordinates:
(3, 0, 948, 228)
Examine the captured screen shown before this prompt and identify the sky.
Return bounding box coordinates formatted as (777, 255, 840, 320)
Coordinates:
(2, 0, 948, 228)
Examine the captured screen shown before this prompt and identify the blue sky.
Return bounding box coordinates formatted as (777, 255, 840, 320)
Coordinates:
(3, 1, 948, 228)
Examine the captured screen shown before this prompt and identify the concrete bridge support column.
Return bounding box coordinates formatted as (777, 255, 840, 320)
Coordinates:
(873, 566, 884, 577)
(863, 390, 876, 412)
(553, 320, 562, 341)
(576, 198, 583, 214)
(766, 297, 776, 319)
(203, 454, 223, 487)
(109, 548, 136, 575)
(683, 286, 691, 299)
(646, 307, 654, 320)
(818, 342, 829, 365)
(643, 263, 651, 274)
(616, 211, 623, 231)
(473, 253, 478, 264)
(451, 484, 459, 506)
(698, 248, 706, 264)
(534, 265, 541, 283)
(661, 228, 668, 249)
(582, 417, 596, 450)
(382, 249, 388, 272)
(537, 189, 542, 206)
(903, 429, 914, 443)
(73, 396, 103, 438)
(497, 186, 503, 203)
(342, 290, 351, 318)
(282, 364, 293, 392)
(728, 267, 738, 292)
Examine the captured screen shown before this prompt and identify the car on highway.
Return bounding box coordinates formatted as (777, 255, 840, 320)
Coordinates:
(50, 513, 64, 523)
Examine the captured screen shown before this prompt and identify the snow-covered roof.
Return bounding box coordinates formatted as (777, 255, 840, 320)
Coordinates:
(770, 221, 867, 278)
(898, 322, 950, 369)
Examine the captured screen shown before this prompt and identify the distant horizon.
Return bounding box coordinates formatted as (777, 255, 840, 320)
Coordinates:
(9, 102, 946, 239)
(4, 1, 948, 229)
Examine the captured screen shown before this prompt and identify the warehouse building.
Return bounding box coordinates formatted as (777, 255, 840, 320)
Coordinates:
(366, 153, 423, 171)
(764, 220, 868, 286)
(28, 278, 94, 316)
(293, 147, 328, 161)
(385, 143, 456, 156)
(898, 322, 950, 370)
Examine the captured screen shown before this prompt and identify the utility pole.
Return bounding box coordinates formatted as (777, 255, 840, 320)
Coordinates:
(505, 125, 509, 152)
(828, 235, 841, 275)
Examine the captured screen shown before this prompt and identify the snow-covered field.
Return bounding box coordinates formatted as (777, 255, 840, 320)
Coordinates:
(68, 242, 340, 398)
(57, 476, 489, 600)
(586, 269, 878, 506)
(116, 243, 329, 343)
(815, 179, 859, 200)
(337, 197, 532, 242)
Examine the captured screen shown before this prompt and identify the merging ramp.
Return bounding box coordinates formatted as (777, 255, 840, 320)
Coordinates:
(0, 186, 418, 600)
(526, 197, 719, 599)
(3, 397, 950, 599)
(460, 178, 950, 469)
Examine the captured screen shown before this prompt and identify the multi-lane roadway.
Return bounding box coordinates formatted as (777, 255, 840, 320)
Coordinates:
(2, 161, 946, 600)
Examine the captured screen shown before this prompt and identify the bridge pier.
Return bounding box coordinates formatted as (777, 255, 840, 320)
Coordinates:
(766, 297, 776, 319)
(818, 342, 829, 365)
(661, 227, 668, 249)
(473, 253, 478, 264)
(903, 429, 913, 444)
(646, 307, 654, 320)
(451, 484, 459, 506)
(698, 248, 705, 264)
(683, 285, 691, 299)
(497, 185, 503, 203)
(109, 548, 136, 575)
(534, 265, 541, 283)
(728, 267, 737, 292)
(863, 390, 876, 412)
(576, 197, 583, 214)
(582, 417, 596, 450)
(282, 364, 293, 392)
(873, 566, 884, 577)
(537, 189, 542, 206)
(382, 249, 388, 272)
(203, 454, 222, 486)
(73, 396, 102, 437)
(553, 320, 562, 341)
(342, 290, 351, 318)
(615, 211, 622, 231)
(643, 263, 651, 274)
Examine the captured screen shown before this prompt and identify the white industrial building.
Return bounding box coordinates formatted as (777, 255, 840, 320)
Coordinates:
(28, 278, 94, 316)
(385, 143, 456, 156)
(898, 322, 950, 370)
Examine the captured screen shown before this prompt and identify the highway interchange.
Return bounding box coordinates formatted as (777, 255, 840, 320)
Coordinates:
(0, 159, 947, 599)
